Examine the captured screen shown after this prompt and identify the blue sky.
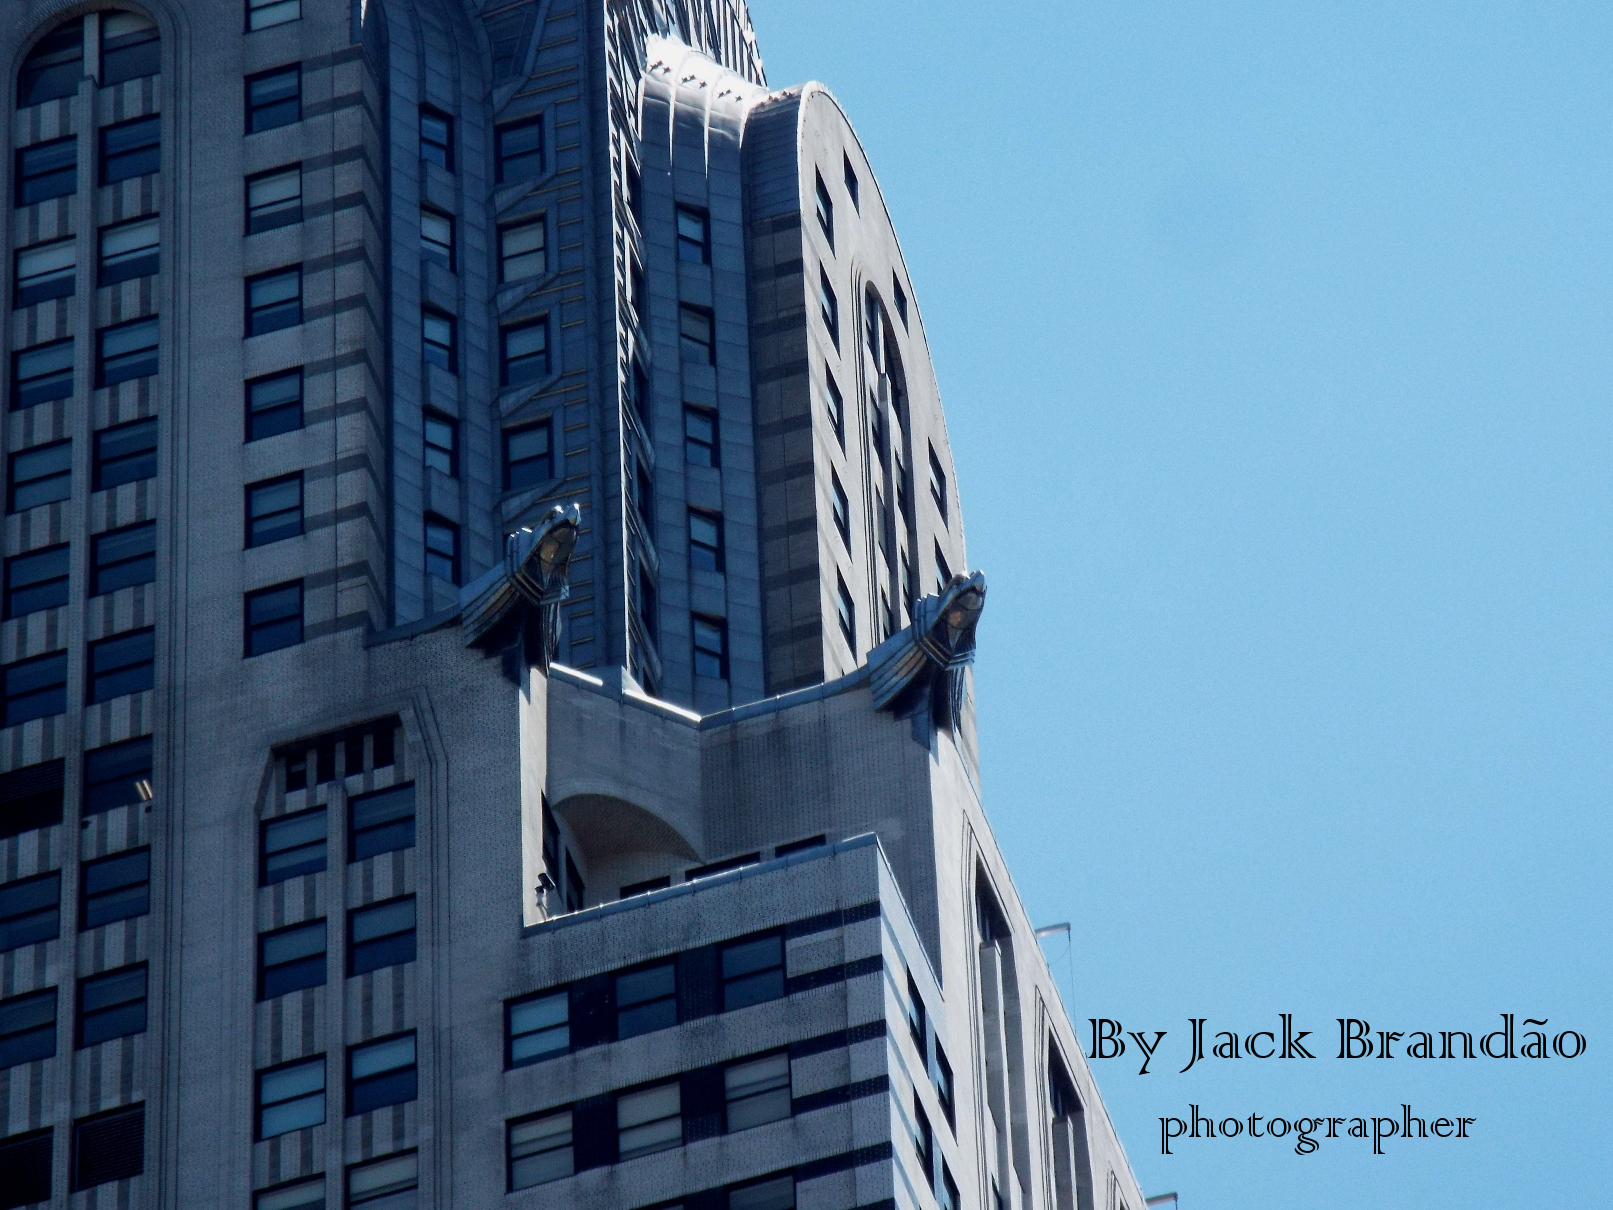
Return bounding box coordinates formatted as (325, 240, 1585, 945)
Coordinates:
(748, 2, 1610, 1205)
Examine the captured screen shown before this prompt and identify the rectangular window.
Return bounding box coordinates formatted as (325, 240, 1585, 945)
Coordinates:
(422, 311, 456, 372)
(0, 759, 65, 841)
(815, 172, 834, 248)
(0, 1126, 52, 1207)
(347, 1152, 416, 1208)
(934, 1041, 955, 1127)
(246, 164, 301, 233)
(836, 574, 855, 648)
(831, 472, 850, 543)
(617, 1081, 681, 1160)
(80, 848, 149, 931)
(97, 317, 159, 387)
(87, 627, 154, 703)
(16, 137, 77, 206)
(424, 516, 459, 585)
(0, 870, 61, 953)
(826, 371, 844, 446)
(676, 205, 710, 264)
(246, 473, 302, 547)
(688, 509, 724, 573)
(678, 305, 714, 365)
(261, 807, 326, 884)
(100, 12, 159, 86)
(11, 340, 74, 411)
(507, 990, 568, 1066)
(348, 896, 415, 976)
(692, 615, 728, 681)
(2, 651, 67, 726)
(929, 444, 948, 522)
(91, 522, 155, 596)
(76, 963, 146, 1046)
(615, 962, 676, 1039)
(93, 418, 157, 490)
(258, 919, 325, 1000)
(720, 932, 784, 1010)
(725, 1052, 791, 1132)
(501, 319, 549, 385)
(906, 971, 926, 1050)
(502, 421, 552, 491)
(419, 107, 453, 170)
(940, 1162, 959, 1210)
(17, 19, 82, 106)
(500, 218, 546, 281)
(731, 1175, 795, 1210)
(99, 116, 159, 185)
(420, 208, 454, 270)
(257, 1056, 325, 1139)
(915, 1099, 935, 1188)
(247, 65, 301, 133)
(935, 542, 953, 592)
(894, 275, 909, 327)
(349, 783, 415, 861)
(82, 738, 152, 816)
(99, 217, 159, 286)
(247, 368, 303, 441)
(819, 270, 839, 347)
(348, 1032, 417, 1115)
(14, 237, 76, 306)
(71, 1103, 144, 1192)
(0, 987, 56, 1069)
(245, 580, 302, 655)
(256, 1177, 323, 1210)
(843, 154, 860, 209)
(247, 266, 302, 336)
(423, 412, 457, 476)
(248, 0, 302, 33)
(508, 1109, 572, 1190)
(5, 544, 69, 618)
(684, 405, 718, 467)
(496, 117, 544, 182)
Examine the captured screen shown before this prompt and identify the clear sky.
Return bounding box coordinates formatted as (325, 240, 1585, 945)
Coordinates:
(748, 2, 1609, 1206)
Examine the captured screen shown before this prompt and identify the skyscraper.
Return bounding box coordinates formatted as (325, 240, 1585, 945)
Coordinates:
(0, 3, 1148, 1209)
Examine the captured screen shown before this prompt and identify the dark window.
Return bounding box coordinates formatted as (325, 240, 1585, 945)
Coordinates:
(82, 738, 152, 816)
(914, 1098, 935, 1188)
(424, 516, 459, 584)
(87, 628, 155, 703)
(246, 474, 302, 547)
(258, 919, 325, 1000)
(725, 1052, 791, 1132)
(563, 851, 584, 911)
(99, 116, 159, 185)
(15, 137, 77, 206)
(97, 317, 159, 386)
(507, 990, 568, 1066)
(0, 1126, 52, 1207)
(18, 20, 83, 107)
(940, 1162, 959, 1210)
(98, 217, 159, 285)
(247, 165, 301, 233)
(420, 208, 453, 270)
(91, 522, 155, 596)
(500, 218, 546, 281)
(502, 421, 552, 491)
(245, 580, 302, 655)
(775, 834, 826, 857)
(247, 65, 301, 133)
(247, 368, 303, 441)
(929, 444, 948, 522)
(496, 118, 544, 182)
(935, 542, 953, 592)
(676, 206, 710, 264)
(719, 932, 784, 1011)
(893, 275, 909, 327)
(14, 237, 75, 306)
(692, 615, 728, 681)
(261, 807, 326, 884)
(76, 963, 146, 1046)
(2, 651, 67, 726)
(615, 962, 676, 1039)
(93, 418, 157, 490)
(418, 107, 452, 170)
(349, 896, 415, 977)
(100, 12, 159, 86)
(508, 1109, 573, 1190)
(422, 310, 456, 372)
(349, 783, 415, 862)
(249, 0, 302, 33)
(255, 1176, 323, 1210)
(247, 266, 301, 336)
(423, 412, 457, 476)
(5, 544, 69, 618)
(71, 1104, 144, 1191)
(257, 1057, 325, 1139)
(843, 154, 860, 209)
(632, 457, 654, 530)
(348, 1032, 417, 1115)
(730, 1175, 796, 1210)
(347, 1152, 417, 1208)
(617, 1081, 681, 1159)
(501, 319, 549, 385)
(678, 305, 714, 365)
(684, 406, 718, 467)
(80, 848, 149, 931)
(688, 510, 724, 573)
(934, 1041, 955, 1127)
(826, 371, 844, 446)
(10, 340, 74, 411)
(0, 870, 61, 952)
(0, 760, 65, 841)
(906, 970, 927, 1047)
(819, 270, 839, 347)
(626, 160, 643, 220)
(836, 574, 855, 648)
(0, 987, 56, 1069)
(831, 472, 850, 543)
(815, 172, 833, 248)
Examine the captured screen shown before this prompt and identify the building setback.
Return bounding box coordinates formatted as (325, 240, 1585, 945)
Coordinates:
(0, 3, 1148, 1210)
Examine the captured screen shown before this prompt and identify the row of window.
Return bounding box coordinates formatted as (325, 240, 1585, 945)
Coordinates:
(14, 114, 159, 209)
(0, 628, 157, 724)
(13, 213, 159, 307)
(6, 417, 153, 515)
(260, 783, 415, 885)
(0, 742, 150, 843)
(17, 11, 158, 108)
(813, 156, 909, 328)
(11, 322, 159, 410)
(0, 961, 148, 1067)
(0, 1104, 143, 1204)
(0, 846, 148, 954)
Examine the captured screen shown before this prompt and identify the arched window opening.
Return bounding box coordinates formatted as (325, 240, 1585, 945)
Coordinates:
(17, 20, 84, 107)
(101, 11, 160, 87)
